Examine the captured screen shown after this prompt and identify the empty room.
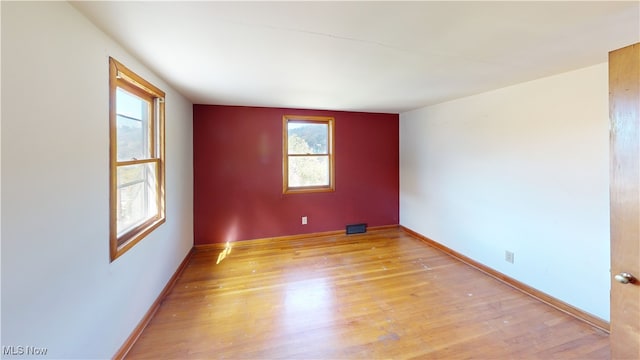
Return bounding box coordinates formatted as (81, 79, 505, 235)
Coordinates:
(2, 1, 639, 359)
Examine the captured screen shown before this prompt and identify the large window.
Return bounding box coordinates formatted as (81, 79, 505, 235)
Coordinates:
(283, 115, 335, 194)
(109, 57, 165, 261)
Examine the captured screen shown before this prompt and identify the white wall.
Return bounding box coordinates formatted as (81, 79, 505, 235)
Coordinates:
(400, 64, 610, 321)
(1, 2, 193, 358)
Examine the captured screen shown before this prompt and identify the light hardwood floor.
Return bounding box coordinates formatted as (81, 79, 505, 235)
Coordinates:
(126, 228, 609, 359)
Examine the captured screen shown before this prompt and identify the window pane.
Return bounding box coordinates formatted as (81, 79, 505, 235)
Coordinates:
(288, 123, 328, 154)
(116, 88, 150, 161)
(117, 88, 145, 119)
(116, 162, 158, 236)
(288, 156, 329, 187)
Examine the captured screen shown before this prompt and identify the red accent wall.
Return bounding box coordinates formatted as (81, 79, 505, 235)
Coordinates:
(193, 105, 399, 244)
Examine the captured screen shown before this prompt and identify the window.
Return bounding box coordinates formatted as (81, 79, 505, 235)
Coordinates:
(109, 57, 165, 261)
(283, 115, 335, 194)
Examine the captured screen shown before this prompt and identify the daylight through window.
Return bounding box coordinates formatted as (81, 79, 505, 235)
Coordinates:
(283, 115, 335, 194)
(109, 57, 165, 261)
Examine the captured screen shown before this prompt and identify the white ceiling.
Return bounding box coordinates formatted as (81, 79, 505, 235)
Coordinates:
(72, 1, 639, 113)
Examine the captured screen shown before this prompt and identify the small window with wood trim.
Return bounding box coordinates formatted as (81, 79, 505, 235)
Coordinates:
(109, 57, 165, 261)
(283, 115, 335, 194)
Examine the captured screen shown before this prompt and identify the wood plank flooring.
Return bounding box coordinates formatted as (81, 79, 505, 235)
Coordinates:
(126, 228, 609, 359)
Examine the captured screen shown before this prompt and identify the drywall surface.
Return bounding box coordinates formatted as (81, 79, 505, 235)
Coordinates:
(1, 2, 193, 358)
(400, 63, 610, 320)
(194, 105, 399, 244)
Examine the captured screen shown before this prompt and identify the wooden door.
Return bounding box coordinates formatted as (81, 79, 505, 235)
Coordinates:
(610, 42, 640, 360)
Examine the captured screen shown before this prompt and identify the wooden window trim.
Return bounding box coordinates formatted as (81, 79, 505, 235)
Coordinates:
(109, 57, 166, 261)
(283, 115, 335, 194)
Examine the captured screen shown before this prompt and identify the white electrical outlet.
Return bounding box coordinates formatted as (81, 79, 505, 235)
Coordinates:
(302, 216, 307, 225)
(505, 251, 515, 264)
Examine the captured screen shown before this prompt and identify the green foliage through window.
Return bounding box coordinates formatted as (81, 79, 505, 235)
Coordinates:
(283, 116, 334, 193)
